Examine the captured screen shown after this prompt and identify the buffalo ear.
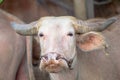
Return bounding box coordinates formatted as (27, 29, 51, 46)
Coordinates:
(76, 31, 107, 52)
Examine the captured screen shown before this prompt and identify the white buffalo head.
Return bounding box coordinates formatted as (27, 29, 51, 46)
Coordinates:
(11, 16, 116, 73)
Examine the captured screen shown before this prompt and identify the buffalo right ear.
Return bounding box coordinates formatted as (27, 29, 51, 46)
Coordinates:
(76, 31, 107, 52)
(10, 21, 38, 36)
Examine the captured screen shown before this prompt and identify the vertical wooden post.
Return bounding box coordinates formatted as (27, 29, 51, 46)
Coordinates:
(86, 0, 94, 19)
(74, 0, 94, 19)
(74, 0, 87, 20)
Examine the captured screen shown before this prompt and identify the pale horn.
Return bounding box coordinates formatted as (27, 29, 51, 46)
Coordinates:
(75, 17, 117, 33)
(11, 21, 38, 36)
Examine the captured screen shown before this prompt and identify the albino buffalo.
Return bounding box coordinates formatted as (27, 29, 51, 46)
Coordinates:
(11, 16, 120, 80)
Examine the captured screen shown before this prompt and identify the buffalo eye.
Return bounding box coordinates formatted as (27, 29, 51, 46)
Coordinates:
(39, 33, 44, 37)
(67, 32, 73, 37)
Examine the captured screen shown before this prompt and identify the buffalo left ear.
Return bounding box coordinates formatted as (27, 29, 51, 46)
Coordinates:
(76, 31, 107, 52)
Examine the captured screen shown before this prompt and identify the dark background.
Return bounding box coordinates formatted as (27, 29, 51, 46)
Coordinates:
(0, 0, 120, 23)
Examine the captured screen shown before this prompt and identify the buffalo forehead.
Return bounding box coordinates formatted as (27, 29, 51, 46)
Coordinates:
(38, 17, 75, 33)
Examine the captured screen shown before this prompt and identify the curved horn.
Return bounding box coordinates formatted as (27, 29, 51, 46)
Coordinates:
(75, 17, 117, 33)
(11, 21, 38, 36)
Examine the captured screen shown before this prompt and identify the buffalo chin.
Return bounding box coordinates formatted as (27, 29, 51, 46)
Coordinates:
(40, 59, 69, 73)
(45, 64, 64, 73)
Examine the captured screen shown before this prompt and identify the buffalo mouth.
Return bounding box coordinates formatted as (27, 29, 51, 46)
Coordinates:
(39, 56, 74, 73)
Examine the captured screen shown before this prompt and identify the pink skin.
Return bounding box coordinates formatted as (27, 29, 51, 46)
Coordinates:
(38, 17, 77, 72)
(35, 17, 108, 80)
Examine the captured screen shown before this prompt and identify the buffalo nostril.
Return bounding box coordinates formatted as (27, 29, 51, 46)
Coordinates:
(40, 55, 48, 60)
(44, 56, 48, 60)
(56, 54, 62, 60)
(40, 53, 63, 61)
